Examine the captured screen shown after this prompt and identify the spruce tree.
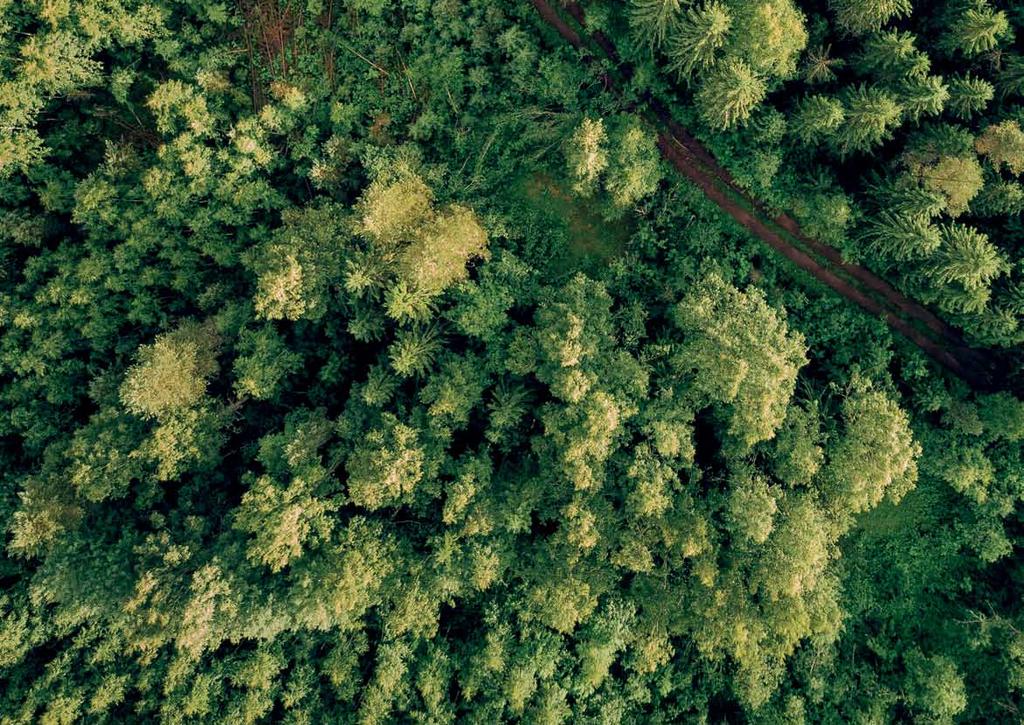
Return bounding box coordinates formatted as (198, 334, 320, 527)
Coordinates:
(944, 2, 1010, 57)
(946, 74, 994, 119)
(696, 58, 767, 130)
(832, 85, 903, 156)
(789, 95, 845, 144)
(829, 0, 912, 36)
(666, 1, 732, 79)
(630, 0, 682, 49)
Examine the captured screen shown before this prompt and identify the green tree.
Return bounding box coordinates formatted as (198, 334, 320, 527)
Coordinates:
(696, 58, 767, 130)
(946, 74, 994, 119)
(829, 0, 912, 36)
(789, 95, 845, 144)
(726, 0, 808, 78)
(120, 321, 219, 419)
(630, 0, 682, 49)
(943, 2, 1010, 57)
(666, 1, 732, 78)
(566, 118, 609, 196)
(672, 273, 807, 448)
(605, 122, 663, 208)
(832, 85, 903, 156)
(975, 121, 1024, 175)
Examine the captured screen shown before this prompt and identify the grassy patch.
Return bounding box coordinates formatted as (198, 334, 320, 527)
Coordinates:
(512, 171, 631, 271)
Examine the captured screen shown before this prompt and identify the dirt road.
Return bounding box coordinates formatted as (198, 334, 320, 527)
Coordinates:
(529, 0, 998, 390)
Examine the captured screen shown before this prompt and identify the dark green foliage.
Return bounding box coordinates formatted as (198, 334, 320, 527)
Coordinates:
(0, 0, 1023, 722)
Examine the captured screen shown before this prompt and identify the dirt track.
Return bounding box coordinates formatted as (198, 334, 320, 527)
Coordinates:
(529, 0, 997, 390)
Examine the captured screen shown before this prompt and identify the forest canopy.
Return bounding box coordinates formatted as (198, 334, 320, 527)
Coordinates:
(1, 0, 1024, 722)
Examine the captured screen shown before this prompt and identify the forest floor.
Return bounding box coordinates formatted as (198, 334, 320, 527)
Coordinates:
(529, 0, 1002, 392)
(514, 171, 630, 267)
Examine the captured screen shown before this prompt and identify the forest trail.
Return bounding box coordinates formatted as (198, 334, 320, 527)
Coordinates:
(528, 0, 999, 391)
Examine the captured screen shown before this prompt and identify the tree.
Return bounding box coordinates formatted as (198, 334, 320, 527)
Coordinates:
(822, 384, 920, 524)
(946, 74, 994, 119)
(904, 153, 984, 217)
(925, 223, 1009, 313)
(829, 0, 912, 36)
(630, 0, 682, 49)
(605, 122, 663, 208)
(898, 75, 949, 122)
(855, 30, 930, 81)
(250, 203, 350, 322)
(902, 650, 968, 722)
(345, 414, 428, 510)
(789, 96, 845, 144)
(726, 0, 808, 78)
(859, 210, 942, 261)
(666, 1, 732, 79)
(832, 85, 903, 156)
(696, 58, 767, 130)
(672, 273, 807, 448)
(232, 324, 302, 400)
(396, 205, 489, 296)
(975, 121, 1024, 175)
(943, 2, 1010, 57)
(120, 321, 219, 419)
(566, 118, 608, 196)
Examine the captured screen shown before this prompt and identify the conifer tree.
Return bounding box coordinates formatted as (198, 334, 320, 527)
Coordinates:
(832, 85, 903, 156)
(666, 1, 732, 79)
(855, 30, 930, 81)
(630, 0, 681, 49)
(696, 58, 767, 130)
(859, 211, 942, 261)
(829, 0, 912, 36)
(926, 223, 1009, 312)
(726, 0, 808, 78)
(975, 121, 1024, 175)
(789, 95, 845, 144)
(898, 75, 949, 122)
(943, 2, 1010, 57)
(946, 74, 994, 119)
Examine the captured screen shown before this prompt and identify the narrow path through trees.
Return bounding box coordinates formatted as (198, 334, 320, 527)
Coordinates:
(529, 0, 1003, 391)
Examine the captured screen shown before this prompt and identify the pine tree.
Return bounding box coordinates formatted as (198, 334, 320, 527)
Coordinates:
(859, 211, 942, 261)
(789, 95, 845, 144)
(389, 324, 442, 377)
(944, 3, 1010, 57)
(855, 30, 930, 81)
(726, 0, 808, 78)
(829, 0, 912, 36)
(997, 54, 1024, 98)
(630, 0, 681, 49)
(801, 45, 845, 84)
(898, 75, 949, 122)
(926, 223, 1009, 312)
(832, 85, 903, 156)
(666, 1, 732, 79)
(971, 179, 1024, 216)
(696, 58, 767, 130)
(975, 121, 1024, 175)
(946, 74, 994, 119)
